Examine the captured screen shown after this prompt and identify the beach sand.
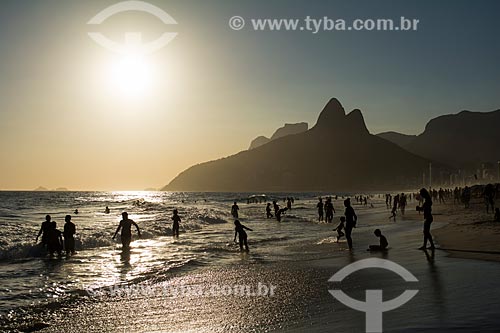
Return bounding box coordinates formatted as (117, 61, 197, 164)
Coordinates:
(432, 199, 500, 262)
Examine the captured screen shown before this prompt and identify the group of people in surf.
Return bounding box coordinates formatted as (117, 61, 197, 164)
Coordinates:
(316, 197, 336, 223)
(35, 214, 76, 256)
(36, 182, 496, 257)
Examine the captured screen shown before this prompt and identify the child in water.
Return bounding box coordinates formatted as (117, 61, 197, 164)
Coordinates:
(333, 216, 346, 242)
(172, 209, 181, 237)
(368, 229, 388, 251)
(233, 220, 253, 251)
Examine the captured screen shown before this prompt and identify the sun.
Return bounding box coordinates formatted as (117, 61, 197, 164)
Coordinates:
(107, 54, 154, 98)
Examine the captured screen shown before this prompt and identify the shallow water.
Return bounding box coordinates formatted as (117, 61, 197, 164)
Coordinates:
(1, 191, 499, 332)
(0, 191, 365, 314)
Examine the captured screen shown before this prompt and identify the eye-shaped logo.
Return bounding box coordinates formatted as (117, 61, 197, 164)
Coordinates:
(87, 1, 177, 54)
(328, 258, 418, 333)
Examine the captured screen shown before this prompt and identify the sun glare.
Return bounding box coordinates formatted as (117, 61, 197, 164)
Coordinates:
(107, 54, 154, 98)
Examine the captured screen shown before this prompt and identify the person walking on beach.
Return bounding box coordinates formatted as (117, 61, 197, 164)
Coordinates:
(483, 184, 496, 214)
(333, 216, 345, 242)
(233, 220, 252, 251)
(112, 212, 141, 249)
(417, 188, 435, 250)
(400, 193, 407, 215)
(63, 215, 76, 255)
(462, 186, 471, 208)
(368, 229, 388, 251)
(231, 201, 239, 219)
(35, 215, 52, 248)
(344, 199, 357, 250)
(266, 203, 273, 218)
(171, 209, 181, 237)
(47, 221, 63, 256)
(317, 198, 324, 222)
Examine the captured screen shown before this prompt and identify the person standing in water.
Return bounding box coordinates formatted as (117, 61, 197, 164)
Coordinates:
(273, 201, 280, 216)
(317, 198, 324, 222)
(417, 188, 435, 250)
(286, 197, 292, 210)
(105, 206, 110, 214)
(47, 221, 63, 256)
(325, 197, 335, 223)
(266, 203, 273, 218)
(112, 212, 141, 248)
(171, 209, 181, 237)
(63, 215, 76, 255)
(231, 201, 239, 219)
(333, 216, 345, 242)
(233, 220, 253, 251)
(344, 198, 357, 250)
(35, 215, 52, 248)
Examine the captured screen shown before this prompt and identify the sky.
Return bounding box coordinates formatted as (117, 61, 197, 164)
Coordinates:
(1, 0, 499, 190)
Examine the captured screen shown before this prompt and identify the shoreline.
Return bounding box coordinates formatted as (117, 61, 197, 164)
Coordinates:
(431, 199, 500, 262)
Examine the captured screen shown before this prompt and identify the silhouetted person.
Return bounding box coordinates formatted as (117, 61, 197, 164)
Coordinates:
(344, 199, 357, 250)
(273, 201, 280, 216)
(63, 215, 76, 255)
(233, 220, 252, 251)
(317, 198, 324, 222)
(113, 212, 141, 248)
(105, 206, 110, 214)
(484, 184, 496, 214)
(325, 198, 335, 223)
(438, 188, 446, 204)
(74, 209, 79, 215)
(231, 201, 239, 219)
(399, 193, 407, 215)
(36, 215, 52, 247)
(172, 209, 181, 237)
(47, 221, 63, 256)
(368, 229, 388, 251)
(417, 188, 435, 250)
(266, 203, 273, 218)
(287, 197, 292, 210)
(276, 207, 288, 222)
(462, 186, 471, 208)
(333, 216, 345, 242)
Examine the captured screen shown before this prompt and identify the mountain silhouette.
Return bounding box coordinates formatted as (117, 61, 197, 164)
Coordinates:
(249, 122, 308, 150)
(377, 110, 500, 169)
(163, 98, 430, 192)
(377, 132, 417, 148)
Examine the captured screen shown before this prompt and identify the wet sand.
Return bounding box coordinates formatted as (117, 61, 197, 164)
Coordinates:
(432, 199, 500, 262)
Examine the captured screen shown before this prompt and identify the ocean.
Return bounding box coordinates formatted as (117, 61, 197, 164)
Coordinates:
(1, 191, 500, 332)
(0, 191, 342, 314)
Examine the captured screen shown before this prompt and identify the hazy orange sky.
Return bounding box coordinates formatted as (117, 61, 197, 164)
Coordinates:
(1, 0, 499, 190)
